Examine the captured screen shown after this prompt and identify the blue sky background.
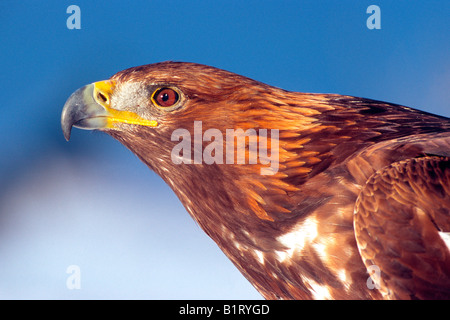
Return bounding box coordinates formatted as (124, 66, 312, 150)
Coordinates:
(0, 1, 449, 299)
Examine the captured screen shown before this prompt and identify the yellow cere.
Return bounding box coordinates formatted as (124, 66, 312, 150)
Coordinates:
(93, 80, 159, 129)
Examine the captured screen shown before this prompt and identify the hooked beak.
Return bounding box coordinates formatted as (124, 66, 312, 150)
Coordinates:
(61, 80, 157, 141)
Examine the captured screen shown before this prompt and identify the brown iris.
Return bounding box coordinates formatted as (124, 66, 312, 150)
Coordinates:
(153, 88, 179, 107)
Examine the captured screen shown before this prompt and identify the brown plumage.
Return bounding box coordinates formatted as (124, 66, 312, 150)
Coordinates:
(61, 61, 450, 299)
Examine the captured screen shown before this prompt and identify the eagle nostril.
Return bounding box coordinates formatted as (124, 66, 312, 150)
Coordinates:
(97, 91, 108, 103)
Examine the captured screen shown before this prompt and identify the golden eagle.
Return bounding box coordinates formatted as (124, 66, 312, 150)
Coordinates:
(61, 62, 450, 299)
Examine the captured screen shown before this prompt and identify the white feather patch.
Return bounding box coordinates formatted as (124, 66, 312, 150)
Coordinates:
(275, 216, 319, 263)
(439, 232, 450, 251)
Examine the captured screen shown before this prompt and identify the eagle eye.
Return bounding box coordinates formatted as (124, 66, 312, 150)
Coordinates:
(152, 88, 179, 108)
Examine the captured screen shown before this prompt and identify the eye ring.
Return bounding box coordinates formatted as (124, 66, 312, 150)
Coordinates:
(152, 87, 180, 108)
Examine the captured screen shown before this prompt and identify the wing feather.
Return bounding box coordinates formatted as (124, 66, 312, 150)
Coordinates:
(354, 156, 450, 299)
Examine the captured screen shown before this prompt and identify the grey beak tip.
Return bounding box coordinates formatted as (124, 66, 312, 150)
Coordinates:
(61, 83, 106, 141)
(61, 85, 90, 141)
(63, 129, 71, 141)
(61, 100, 74, 141)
